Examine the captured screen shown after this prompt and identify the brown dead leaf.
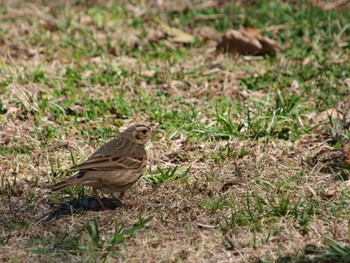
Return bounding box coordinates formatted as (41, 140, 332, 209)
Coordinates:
(142, 70, 156, 78)
(257, 35, 282, 55)
(303, 37, 311, 44)
(217, 30, 260, 55)
(241, 26, 261, 38)
(320, 190, 338, 201)
(107, 47, 118, 56)
(40, 19, 59, 31)
(146, 28, 166, 43)
(66, 104, 85, 115)
(197, 26, 222, 43)
(312, 108, 344, 123)
(341, 145, 350, 164)
(153, 17, 195, 44)
(216, 27, 280, 56)
(0, 165, 11, 171)
(336, 145, 350, 170)
(207, 179, 235, 194)
(107, 47, 119, 57)
(331, 57, 347, 64)
(312, 0, 350, 11)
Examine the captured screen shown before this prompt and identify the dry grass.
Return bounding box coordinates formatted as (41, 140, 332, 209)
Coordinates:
(1, 0, 350, 262)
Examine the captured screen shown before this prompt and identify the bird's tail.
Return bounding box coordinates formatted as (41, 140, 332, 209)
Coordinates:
(51, 171, 86, 191)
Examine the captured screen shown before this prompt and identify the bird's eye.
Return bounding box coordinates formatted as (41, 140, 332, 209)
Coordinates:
(141, 129, 148, 134)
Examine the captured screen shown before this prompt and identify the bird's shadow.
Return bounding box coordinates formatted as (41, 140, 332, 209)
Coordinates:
(42, 197, 122, 222)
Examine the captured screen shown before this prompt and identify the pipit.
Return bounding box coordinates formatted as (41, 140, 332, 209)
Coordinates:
(51, 124, 153, 210)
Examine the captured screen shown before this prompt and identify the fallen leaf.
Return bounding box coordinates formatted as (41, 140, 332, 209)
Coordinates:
(0, 165, 11, 171)
(320, 190, 338, 201)
(142, 70, 156, 78)
(196, 27, 222, 42)
(153, 17, 195, 44)
(40, 19, 59, 31)
(217, 30, 260, 55)
(331, 57, 347, 64)
(312, 0, 350, 11)
(207, 179, 235, 193)
(337, 145, 350, 170)
(303, 37, 311, 44)
(241, 26, 261, 38)
(341, 145, 350, 164)
(107, 47, 118, 56)
(257, 35, 281, 54)
(66, 104, 85, 115)
(146, 28, 166, 43)
(216, 27, 280, 56)
(312, 108, 344, 123)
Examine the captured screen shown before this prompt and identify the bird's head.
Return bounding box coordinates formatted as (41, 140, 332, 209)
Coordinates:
(121, 124, 153, 145)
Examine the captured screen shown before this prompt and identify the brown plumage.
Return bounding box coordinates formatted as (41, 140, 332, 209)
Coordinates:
(51, 124, 153, 209)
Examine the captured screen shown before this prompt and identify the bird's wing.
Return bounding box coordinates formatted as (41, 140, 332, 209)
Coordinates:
(71, 138, 146, 171)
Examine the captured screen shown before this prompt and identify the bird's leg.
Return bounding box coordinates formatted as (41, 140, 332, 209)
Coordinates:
(119, 192, 125, 200)
(93, 188, 107, 210)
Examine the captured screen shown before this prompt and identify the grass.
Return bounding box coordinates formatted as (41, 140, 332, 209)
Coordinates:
(0, 0, 350, 262)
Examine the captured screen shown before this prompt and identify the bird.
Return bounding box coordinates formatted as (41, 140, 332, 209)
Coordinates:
(51, 124, 153, 210)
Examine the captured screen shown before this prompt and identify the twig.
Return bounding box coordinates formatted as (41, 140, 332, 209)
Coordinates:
(224, 233, 244, 253)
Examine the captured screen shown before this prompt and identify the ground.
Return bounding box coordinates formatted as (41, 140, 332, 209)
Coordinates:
(1, 0, 350, 262)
